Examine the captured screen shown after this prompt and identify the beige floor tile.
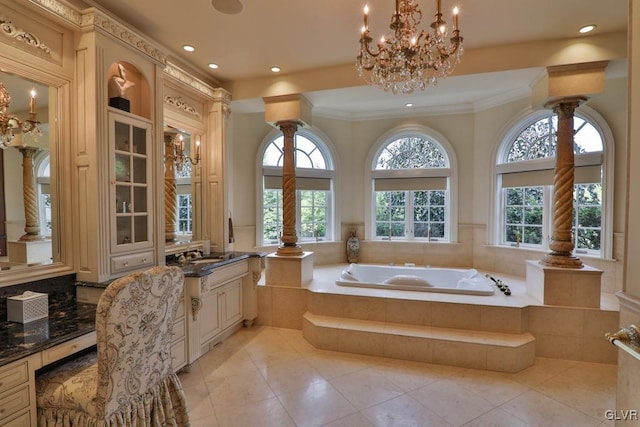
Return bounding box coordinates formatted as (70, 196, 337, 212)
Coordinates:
(361, 394, 453, 427)
(214, 396, 295, 427)
(534, 361, 617, 420)
(321, 412, 375, 427)
(461, 408, 527, 427)
(455, 369, 529, 406)
(409, 378, 495, 426)
(176, 326, 616, 427)
(330, 368, 405, 410)
(277, 381, 358, 427)
(206, 370, 276, 409)
(261, 357, 327, 395)
(500, 389, 601, 426)
(198, 347, 261, 380)
(305, 351, 369, 380)
(506, 356, 580, 388)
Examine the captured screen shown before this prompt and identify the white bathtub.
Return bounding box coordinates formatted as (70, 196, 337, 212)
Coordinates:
(336, 264, 495, 295)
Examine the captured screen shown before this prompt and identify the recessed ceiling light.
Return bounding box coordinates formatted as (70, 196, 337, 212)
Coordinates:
(579, 24, 596, 34)
(208, 63, 219, 69)
(183, 45, 195, 52)
(270, 66, 281, 73)
(405, 103, 413, 107)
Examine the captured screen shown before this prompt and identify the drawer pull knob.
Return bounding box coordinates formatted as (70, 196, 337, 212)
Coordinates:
(142, 258, 147, 263)
(124, 262, 129, 267)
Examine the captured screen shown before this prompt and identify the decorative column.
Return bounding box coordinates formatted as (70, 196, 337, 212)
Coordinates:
(164, 134, 177, 242)
(276, 120, 303, 256)
(541, 96, 586, 268)
(17, 146, 44, 242)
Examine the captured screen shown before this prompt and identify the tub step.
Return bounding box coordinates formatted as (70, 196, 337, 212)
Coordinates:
(302, 312, 535, 372)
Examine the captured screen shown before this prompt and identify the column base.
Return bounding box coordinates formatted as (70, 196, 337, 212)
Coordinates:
(526, 260, 602, 308)
(266, 251, 314, 287)
(540, 252, 584, 268)
(8, 240, 53, 265)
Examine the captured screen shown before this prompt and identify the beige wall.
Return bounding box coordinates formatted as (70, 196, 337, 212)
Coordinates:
(229, 76, 628, 286)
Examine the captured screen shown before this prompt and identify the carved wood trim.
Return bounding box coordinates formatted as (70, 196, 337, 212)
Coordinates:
(0, 16, 52, 56)
(164, 95, 201, 119)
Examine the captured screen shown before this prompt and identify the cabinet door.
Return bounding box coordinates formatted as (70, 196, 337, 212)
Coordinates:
(220, 279, 243, 328)
(109, 110, 153, 252)
(199, 290, 221, 344)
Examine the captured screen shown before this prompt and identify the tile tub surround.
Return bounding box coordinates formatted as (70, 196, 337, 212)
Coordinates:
(259, 264, 620, 368)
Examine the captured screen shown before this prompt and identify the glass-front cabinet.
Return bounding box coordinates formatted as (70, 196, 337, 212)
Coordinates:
(109, 110, 153, 253)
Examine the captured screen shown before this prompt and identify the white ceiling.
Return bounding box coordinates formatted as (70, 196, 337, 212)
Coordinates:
(86, 0, 628, 116)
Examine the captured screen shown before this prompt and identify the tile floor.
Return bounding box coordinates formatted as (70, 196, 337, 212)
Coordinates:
(178, 325, 617, 427)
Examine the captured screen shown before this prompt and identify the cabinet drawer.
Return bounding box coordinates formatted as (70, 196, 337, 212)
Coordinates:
(0, 384, 29, 423)
(172, 318, 185, 342)
(171, 339, 186, 371)
(41, 332, 97, 366)
(0, 361, 28, 395)
(2, 410, 31, 427)
(111, 251, 154, 274)
(204, 261, 248, 291)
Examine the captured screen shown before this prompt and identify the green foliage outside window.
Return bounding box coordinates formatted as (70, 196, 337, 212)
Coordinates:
(505, 187, 543, 245)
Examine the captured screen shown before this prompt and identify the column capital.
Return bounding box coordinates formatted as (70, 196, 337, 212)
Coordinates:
(544, 95, 588, 111)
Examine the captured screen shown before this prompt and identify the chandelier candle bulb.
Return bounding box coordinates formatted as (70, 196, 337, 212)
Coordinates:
(453, 6, 459, 30)
(364, 5, 369, 29)
(195, 139, 200, 159)
(29, 90, 36, 114)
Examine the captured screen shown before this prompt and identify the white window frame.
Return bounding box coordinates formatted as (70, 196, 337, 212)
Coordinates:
(256, 127, 339, 246)
(491, 106, 614, 259)
(365, 125, 458, 242)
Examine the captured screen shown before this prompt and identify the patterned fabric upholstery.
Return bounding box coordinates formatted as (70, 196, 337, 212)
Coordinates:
(36, 266, 190, 426)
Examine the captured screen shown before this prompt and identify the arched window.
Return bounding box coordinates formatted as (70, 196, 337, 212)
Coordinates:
(258, 128, 336, 245)
(494, 107, 613, 258)
(367, 127, 457, 242)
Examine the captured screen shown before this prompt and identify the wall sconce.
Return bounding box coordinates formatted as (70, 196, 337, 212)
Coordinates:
(165, 133, 200, 172)
(0, 80, 42, 149)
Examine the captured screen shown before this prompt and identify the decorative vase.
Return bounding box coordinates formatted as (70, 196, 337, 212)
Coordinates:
(346, 229, 360, 263)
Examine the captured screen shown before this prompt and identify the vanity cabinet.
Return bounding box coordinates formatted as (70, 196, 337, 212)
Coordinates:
(0, 354, 41, 426)
(186, 260, 250, 363)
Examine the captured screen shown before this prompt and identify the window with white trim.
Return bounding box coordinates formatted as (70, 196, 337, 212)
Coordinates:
(260, 130, 335, 245)
(36, 156, 51, 237)
(372, 133, 453, 241)
(496, 111, 608, 256)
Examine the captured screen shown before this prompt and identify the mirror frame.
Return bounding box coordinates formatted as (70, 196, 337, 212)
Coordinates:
(0, 59, 74, 287)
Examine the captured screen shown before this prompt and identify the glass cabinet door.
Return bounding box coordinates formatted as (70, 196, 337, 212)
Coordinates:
(110, 111, 152, 250)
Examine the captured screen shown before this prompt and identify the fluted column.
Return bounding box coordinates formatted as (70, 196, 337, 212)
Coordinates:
(164, 135, 177, 242)
(541, 96, 586, 268)
(276, 120, 303, 256)
(17, 146, 44, 242)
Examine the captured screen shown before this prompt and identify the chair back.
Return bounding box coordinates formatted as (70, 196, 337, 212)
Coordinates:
(94, 266, 184, 417)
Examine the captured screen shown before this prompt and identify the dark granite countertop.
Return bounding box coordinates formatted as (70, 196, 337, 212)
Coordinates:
(0, 274, 97, 367)
(166, 251, 265, 277)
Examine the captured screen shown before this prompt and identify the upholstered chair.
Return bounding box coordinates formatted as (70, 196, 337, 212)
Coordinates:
(36, 266, 190, 426)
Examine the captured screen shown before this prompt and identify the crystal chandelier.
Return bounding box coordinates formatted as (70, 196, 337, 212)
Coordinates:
(165, 133, 200, 172)
(356, 0, 464, 94)
(0, 80, 42, 148)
